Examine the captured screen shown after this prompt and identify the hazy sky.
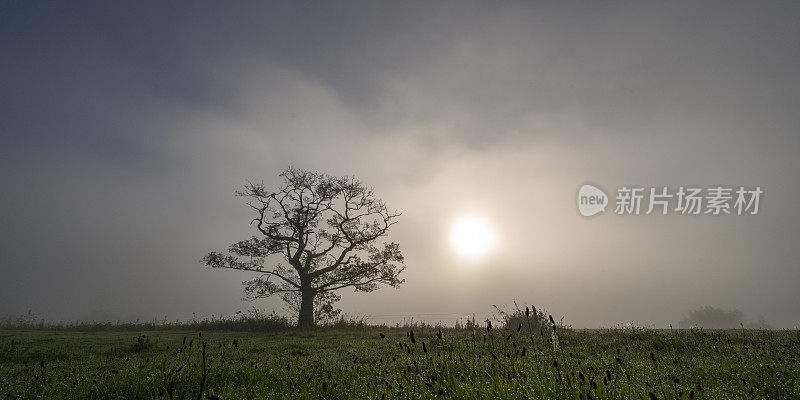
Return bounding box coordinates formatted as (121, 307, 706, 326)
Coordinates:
(2, 1, 799, 328)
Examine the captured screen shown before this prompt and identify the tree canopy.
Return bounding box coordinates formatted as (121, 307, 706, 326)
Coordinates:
(203, 168, 405, 327)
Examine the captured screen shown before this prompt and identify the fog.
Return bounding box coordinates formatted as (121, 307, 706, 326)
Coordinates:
(1, 1, 799, 328)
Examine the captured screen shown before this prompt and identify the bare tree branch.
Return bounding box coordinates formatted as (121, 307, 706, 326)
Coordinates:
(201, 167, 405, 327)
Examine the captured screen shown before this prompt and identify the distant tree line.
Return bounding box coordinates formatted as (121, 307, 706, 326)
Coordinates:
(679, 306, 772, 329)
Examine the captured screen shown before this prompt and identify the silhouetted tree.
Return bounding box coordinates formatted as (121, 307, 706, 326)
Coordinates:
(203, 168, 405, 328)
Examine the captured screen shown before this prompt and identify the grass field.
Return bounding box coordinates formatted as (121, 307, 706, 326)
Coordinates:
(1, 327, 798, 399)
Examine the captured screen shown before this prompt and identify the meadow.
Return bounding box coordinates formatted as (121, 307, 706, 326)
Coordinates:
(1, 320, 798, 399)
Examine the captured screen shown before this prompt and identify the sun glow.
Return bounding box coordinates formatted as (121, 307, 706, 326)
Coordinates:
(449, 216, 496, 260)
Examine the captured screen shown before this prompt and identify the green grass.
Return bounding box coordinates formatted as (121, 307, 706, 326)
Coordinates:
(1, 328, 798, 399)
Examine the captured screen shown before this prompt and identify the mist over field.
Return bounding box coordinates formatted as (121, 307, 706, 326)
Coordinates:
(2, 1, 799, 329)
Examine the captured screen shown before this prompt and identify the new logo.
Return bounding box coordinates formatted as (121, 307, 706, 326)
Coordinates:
(578, 184, 608, 217)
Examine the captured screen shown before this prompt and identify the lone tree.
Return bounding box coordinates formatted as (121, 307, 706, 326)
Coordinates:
(203, 168, 405, 328)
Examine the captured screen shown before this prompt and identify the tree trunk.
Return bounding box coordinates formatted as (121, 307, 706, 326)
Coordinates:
(297, 286, 315, 329)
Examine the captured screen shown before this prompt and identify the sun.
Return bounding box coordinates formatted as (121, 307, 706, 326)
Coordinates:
(449, 216, 496, 260)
